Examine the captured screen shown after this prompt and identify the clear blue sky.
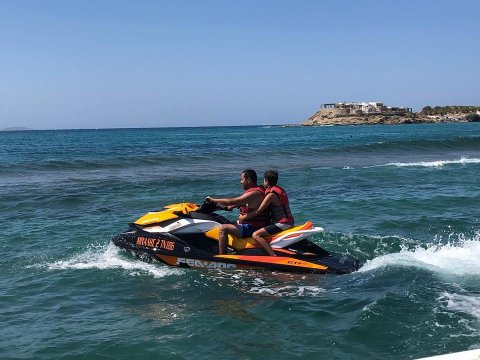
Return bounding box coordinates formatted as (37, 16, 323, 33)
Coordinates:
(1, 0, 479, 129)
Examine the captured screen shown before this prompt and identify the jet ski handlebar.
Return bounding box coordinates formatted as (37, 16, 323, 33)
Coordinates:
(198, 199, 233, 214)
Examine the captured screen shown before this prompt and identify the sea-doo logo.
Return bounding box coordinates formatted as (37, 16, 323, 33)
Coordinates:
(177, 258, 236, 269)
(136, 237, 175, 251)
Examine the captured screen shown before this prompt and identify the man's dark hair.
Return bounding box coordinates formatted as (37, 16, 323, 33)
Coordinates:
(264, 170, 278, 186)
(242, 169, 257, 183)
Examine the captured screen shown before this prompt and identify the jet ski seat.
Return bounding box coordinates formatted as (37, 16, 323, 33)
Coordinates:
(204, 221, 320, 251)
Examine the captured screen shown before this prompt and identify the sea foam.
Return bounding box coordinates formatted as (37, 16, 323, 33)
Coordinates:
(45, 243, 179, 278)
(438, 292, 480, 320)
(248, 285, 327, 297)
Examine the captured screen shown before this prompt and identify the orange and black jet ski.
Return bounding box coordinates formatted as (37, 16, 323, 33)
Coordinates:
(112, 201, 360, 274)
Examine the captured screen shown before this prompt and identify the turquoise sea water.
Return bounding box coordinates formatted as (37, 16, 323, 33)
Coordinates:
(1, 123, 480, 359)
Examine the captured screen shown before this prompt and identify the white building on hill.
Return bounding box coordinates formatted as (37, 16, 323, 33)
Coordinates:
(322, 102, 412, 115)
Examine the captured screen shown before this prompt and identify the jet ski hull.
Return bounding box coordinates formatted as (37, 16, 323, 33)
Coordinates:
(112, 228, 360, 274)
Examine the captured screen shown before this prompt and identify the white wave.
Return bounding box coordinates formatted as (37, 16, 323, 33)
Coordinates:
(359, 234, 480, 276)
(382, 157, 480, 168)
(45, 243, 180, 278)
(438, 292, 480, 320)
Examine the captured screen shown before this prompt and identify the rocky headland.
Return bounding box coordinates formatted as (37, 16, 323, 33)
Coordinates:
(302, 104, 480, 126)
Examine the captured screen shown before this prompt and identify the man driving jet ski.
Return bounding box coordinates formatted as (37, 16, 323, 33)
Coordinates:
(239, 170, 294, 257)
(205, 169, 272, 255)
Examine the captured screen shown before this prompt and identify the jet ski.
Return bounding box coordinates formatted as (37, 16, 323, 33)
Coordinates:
(112, 201, 361, 274)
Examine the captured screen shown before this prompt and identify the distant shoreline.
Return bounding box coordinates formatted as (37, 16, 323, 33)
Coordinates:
(1, 125, 274, 132)
(2, 127, 33, 131)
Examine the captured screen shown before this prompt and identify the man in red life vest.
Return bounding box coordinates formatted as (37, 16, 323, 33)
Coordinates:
(205, 169, 270, 255)
(239, 170, 294, 257)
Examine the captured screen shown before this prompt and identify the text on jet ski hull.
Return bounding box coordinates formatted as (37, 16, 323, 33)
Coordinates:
(136, 237, 175, 251)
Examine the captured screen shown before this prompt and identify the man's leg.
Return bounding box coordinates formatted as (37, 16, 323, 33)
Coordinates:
(218, 224, 241, 254)
(252, 228, 277, 256)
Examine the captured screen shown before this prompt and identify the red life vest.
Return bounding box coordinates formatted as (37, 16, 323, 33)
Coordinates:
(239, 186, 270, 227)
(266, 185, 294, 225)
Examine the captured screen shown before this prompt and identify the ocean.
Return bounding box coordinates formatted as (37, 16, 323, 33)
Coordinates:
(1, 123, 479, 359)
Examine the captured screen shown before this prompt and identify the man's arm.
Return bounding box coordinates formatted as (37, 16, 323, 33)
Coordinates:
(206, 191, 256, 207)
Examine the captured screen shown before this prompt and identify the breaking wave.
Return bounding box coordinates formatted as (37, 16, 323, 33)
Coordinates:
(360, 232, 480, 276)
(381, 157, 480, 168)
